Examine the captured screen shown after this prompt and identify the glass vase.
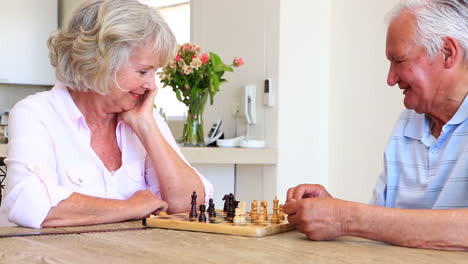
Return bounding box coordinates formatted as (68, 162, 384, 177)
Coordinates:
(182, 93, 208, 147)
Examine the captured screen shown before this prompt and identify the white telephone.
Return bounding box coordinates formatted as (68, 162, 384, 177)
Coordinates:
(205, 119, 223, 146)
(243, 85, 256, 125)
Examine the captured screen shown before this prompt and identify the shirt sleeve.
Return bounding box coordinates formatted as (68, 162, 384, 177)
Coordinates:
(3, 100, 73, 228)
(144, 110, 214, 204)
(369, 155, 388, 207)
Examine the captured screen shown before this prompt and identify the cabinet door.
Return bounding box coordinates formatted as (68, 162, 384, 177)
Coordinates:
(0, 0, 57, 85)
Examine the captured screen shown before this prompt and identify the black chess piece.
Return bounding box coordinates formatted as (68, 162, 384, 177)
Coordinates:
(222, 194, 229, 212)
(208, 198, 216, 222)
(228, 193, 239, 209)
(226, 197, 235, 222)
(198, 204, 207, 222)
(189, 191, 198, 221)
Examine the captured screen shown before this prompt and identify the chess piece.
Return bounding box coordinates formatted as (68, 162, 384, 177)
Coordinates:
(208, 198, 216, 216)
(250, 200, 259, 222)
(238, 201, 246, 224)
(222, 194, 230, 212)
(198, 204, 207, 222)
(258, 206, 266, 224)
(189, 191, 198, 221)
(229, 193, 239, 209)
(279, 204, 285, 221)
(261, 200, 268, 221)
(226, 196, 235, 222)
(271, 196, 280, 223)
(233, 207, 241, 225)
(208, 198, 216, 222)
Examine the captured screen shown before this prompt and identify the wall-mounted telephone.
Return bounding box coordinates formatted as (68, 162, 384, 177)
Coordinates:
(243, 85, 256, 125)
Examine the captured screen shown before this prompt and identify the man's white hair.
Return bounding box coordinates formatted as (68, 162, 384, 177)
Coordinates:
(387, 0, 468, 62)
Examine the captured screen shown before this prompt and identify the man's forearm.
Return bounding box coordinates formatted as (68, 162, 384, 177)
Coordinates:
(344, 202, 468, 251)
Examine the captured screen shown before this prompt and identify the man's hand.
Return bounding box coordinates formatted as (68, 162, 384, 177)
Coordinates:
(286, 184, 332, 202)
(127, 190, 168, 219)
(284, 197, 349, 241)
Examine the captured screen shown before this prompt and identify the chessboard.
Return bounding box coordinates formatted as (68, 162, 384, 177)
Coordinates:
(143, 210, 295, 237)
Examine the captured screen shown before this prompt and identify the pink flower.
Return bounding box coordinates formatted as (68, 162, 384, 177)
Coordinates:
(175, 55, 181, 61)
(233, 58, 244, 67)
(201, 53, 209, 64)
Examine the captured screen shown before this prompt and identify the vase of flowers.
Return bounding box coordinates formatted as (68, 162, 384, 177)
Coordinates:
(158, 43, 244, 146)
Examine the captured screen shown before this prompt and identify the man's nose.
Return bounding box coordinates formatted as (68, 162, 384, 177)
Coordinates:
(387, 63, 399, 86)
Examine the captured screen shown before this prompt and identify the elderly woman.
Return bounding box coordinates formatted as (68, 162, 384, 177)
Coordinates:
(1, 0, 213, 228)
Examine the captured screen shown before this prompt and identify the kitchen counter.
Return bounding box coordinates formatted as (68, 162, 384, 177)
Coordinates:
(0, 144, 277, 165)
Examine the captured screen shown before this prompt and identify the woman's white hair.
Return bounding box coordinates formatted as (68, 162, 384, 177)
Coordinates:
(387, 0, 468, 62)
(48, 0, 177, 94)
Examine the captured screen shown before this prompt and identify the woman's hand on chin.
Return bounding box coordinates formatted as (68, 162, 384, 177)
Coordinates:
(120, 88, 157, 131)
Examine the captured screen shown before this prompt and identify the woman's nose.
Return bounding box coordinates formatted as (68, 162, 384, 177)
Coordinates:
(144, 73, 157, 90)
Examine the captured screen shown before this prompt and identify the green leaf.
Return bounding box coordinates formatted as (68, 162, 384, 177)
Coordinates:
(210, 52, 222, 65)
(175, 89, 183, 102)
(213, 64, 233, 72)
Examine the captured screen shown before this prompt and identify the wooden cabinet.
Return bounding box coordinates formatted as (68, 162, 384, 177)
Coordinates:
(0, 0, 57, 85)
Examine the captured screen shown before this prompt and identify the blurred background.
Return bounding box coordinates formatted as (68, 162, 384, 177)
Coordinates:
(0, 0, 403, 204)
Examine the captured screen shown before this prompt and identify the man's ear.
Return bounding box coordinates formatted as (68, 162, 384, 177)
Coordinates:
(441, 37, 461, 69)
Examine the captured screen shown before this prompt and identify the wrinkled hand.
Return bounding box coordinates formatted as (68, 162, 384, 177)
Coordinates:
(127, 190, 168, 219)
(284, 197, 349, 241)
(286, 184, 332, 202)
(120, 88, 158, 130)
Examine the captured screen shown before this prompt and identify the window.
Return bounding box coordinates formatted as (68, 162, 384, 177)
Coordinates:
(144, 0, 191, 119)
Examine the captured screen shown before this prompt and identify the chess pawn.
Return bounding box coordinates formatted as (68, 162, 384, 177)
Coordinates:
(198, 204, 207, 222)
(208, 198, 216, 217)
(233, 208, 241, 225)
(208, 198, 216, 222)
(250, 200, 259, 222)
(257, 206, 266, 224)
(261, 200, 268, 221)
(279, 204, 285, 221)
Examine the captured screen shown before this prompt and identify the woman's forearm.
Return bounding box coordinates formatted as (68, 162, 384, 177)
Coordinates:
(133, 121, 205, 213)
(41, 193, 133, 227)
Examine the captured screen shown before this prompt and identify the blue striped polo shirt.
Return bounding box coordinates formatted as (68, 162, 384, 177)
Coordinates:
(371, 96, 468, 209)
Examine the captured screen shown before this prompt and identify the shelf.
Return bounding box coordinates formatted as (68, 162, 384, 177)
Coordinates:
(0, 144, 277, 165)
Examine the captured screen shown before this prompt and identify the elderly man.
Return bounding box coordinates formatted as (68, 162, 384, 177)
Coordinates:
(284, 0, 468, 251)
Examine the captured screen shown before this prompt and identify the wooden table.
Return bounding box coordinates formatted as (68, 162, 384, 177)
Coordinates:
(0, 221, 466, 263)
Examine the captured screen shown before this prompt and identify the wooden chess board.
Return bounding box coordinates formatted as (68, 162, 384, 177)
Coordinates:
(143, 210, 295, 237)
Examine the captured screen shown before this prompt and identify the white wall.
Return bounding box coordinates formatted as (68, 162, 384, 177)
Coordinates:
(191, 0, 278, 203)
(194, 0, 406, 204)
(328, 0, 403, 202)
(276, 0, 331, 200)
(2, 0, 408, 205)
